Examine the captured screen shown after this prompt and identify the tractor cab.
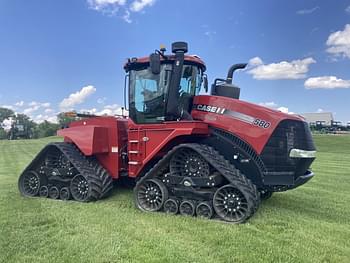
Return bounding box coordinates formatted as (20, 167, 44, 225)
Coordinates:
(124, 42, 207, 124)
(124, 42, 248, 124)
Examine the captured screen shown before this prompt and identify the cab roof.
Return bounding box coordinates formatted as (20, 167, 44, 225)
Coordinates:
(124, 55, 206, 72)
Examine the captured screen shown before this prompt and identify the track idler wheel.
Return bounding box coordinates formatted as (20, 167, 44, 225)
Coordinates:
(39, 186, 49, 197)
(213, 184, 255, 223)
(179, 200, 196, 216)
(48, 186, 60, 199)
(163, 198, 179, 215)
(70, 174, 91, 202)
(60, 187, 71, 201)
(196, 201, 213, 219)
(18, 170, 41, 197)
(135, 179, 168, 212)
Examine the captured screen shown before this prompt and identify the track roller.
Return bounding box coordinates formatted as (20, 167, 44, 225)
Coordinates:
(163, 198, 179, 214)
(179, 200, 196, 216)
(135, 179, 168, 212)
(196, 201, 213, 219)
(39, 186, 49, 197)
(260, 190, 273, 200)
(48, 186, 60, 199)
(60, 187, 71, 200)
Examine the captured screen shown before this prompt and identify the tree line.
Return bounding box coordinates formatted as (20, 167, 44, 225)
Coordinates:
(0, 107, 75, 140)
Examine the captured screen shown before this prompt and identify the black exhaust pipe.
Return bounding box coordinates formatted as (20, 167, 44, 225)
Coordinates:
(226, 63, 247, 84)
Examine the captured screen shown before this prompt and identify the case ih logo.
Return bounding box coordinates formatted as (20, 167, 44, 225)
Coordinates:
(195, 104, 226, 114)
(193, 104, 271, 129)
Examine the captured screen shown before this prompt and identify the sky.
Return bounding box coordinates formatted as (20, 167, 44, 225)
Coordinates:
(1, 0, 350, 124)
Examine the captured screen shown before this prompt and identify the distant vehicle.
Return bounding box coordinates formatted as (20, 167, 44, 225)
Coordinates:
(310, 120, 327, 133)
(7, 121, 33, 140)
(330, 120, 346, 132)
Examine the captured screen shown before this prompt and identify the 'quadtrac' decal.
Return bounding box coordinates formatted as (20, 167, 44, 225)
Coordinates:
(193, 104, 271, 129)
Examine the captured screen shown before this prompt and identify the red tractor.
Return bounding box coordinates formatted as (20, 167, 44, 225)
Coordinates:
(18, 42, 316, 223)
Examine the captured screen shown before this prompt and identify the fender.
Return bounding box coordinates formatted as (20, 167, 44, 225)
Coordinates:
(57, 125, 109, 156)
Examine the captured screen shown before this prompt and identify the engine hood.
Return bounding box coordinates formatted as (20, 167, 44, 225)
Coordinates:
(191, 95, 305, 154)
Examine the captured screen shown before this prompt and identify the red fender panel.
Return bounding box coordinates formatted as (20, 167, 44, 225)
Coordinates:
(57, 125, 109, 155)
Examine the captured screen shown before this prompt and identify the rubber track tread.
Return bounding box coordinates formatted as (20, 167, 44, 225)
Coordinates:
(51, 142, 102, 202)
(135, 143, 260, 220)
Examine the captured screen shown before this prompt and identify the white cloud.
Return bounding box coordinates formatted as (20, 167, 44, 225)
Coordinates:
(44, 108, 54, 113)
(15, 101, 24, 107)
(346, 5, 350, 14)
(34, 114, 58, 124)
(81, 104, 127, 116)
(258, 102, 294, 114)
(23, 105, 40, 115)
(122, 10, 132, 23)
(97, 97, 107, 104)
(248, 57, 263, 66)
(258, 101, 278, 108)
(22, 101, 51, 115)
(88, 0, 157, 23)
(41, 102, 51, 108)
(88, 0, 126, 13)
(59, 85, 96, 111)
(247, 57, 316, 80)
(29, 101, 38, 106)
(130, 0, 155, 12)
(277, 107, 292, 114)
(304, 76, 350, 89)
(1, 118, 14, 131)
(296, 6, 319, 15)
(326, 24, 350, 59)
(1, 105, 14, 110)
(204, 31, 216, 39)
(317, 108, 324, 113)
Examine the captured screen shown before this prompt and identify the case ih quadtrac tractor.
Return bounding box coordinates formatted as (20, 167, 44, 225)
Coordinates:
(18, 42, 316, 223)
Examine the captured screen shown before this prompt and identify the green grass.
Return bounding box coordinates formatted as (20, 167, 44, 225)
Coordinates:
(1, 135, 350, 263)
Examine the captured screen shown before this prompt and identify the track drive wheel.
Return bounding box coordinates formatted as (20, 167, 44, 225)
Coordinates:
(213, 183, 257, 223)
(18, 170, 41, 197)
(135, 179, 168, 212)
(170, 148, 210, 177)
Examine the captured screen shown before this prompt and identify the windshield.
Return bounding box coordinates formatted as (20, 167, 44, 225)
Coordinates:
(180, 65, 202, 96)
(129, 64, 171, 123)
(128, 63, 202, 123)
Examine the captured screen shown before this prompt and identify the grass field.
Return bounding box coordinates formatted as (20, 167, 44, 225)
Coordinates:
(1, 135, 350, 262)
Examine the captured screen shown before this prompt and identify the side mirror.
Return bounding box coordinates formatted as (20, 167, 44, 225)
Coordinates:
(203, 74, 208, 93)
(149, 53, 161, 74)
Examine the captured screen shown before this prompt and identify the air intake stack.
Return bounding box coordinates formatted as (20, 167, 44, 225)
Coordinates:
(211, 63, 247, 99)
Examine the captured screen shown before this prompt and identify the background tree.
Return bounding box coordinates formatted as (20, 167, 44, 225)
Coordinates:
(0, 107, 15, 123)
(57, 112, 77, 128)
(33, 121, 59, 138)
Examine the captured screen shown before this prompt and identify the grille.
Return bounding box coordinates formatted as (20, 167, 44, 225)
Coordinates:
(260, 120, 315, 175)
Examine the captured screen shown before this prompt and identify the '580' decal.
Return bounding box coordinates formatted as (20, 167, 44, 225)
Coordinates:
(253, 118, 271, 129)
